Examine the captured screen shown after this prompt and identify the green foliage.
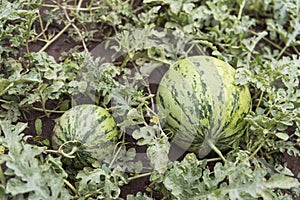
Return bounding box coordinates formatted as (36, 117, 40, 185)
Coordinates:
(133, 125, 170, 174)
(76, 165, 128, 199)
(0, 0, 41, 57)
(0, 121, 70, 199)
(0, 0, 299, 199)
(126, 192, 153, 200)
(162, 152, 299, 199)
(108, 147, 143, 174)
(236, 55, 300, 157)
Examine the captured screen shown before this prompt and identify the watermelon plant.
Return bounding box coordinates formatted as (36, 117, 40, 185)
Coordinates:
(0, 0, 299, 199)
(156, 56, 251, 160)
(52, 104, 119, 168)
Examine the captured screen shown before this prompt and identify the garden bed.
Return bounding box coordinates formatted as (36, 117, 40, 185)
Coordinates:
(0, 0, 300, 199)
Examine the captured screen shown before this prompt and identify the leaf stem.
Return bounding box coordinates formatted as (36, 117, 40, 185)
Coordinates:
(249, 140, 265, 160)
(255, 90, 264, 113)
(63, 179, 78, 196)
(109, 143, 123, 169)
(0, 83, 14, 97)
(148, 55, 172, 65)
(77, 0, 84, 12)
(25, 15, 35, 55)
(62, 2, 88, 52)
(31, 106, 65, 113)
(84, 189, 103, 198)
(0, 166, 6, 187)
(198, 157, 222, 165)
(207, 139, 226, 162)
(117, 172, 153, 186)
(276, 44, 288, 60)
(38, 22, 72, 52)
(127, 172, 152, 182)
(293, 46, 300, 55)
(250, 30, 293, 57)
(37, 9, 48, 41)
(237, 0, 246, 21)
(41, 4, 103, 11)
(195, 43, 207, 56)
(38, 89, 50, 118)
(0, 99, 13, 104)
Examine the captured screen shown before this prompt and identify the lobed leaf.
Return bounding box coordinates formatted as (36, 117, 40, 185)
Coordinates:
(0, 121, 70, 199)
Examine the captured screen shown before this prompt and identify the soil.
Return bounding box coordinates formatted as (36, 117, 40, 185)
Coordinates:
(19, 2, 300, 199)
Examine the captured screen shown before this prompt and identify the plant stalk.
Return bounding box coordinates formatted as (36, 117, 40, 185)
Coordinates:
(0, 166, 6, 187)
(62, 4, 88, 52)
(127, 172, 152, 182)
(207, 139, 226, 162)
(31, 106, 65, 114)
(38, 22, 72, 52)
(249, 140, 265, 160)
(63, 179, 78, 196)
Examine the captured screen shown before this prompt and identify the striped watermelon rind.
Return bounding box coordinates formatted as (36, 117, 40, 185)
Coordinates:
(52, 104, 118, 168)
(156, 56, 251, 156)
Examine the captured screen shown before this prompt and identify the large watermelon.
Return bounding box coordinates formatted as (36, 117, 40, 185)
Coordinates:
(52, 104, 118, 168)
(156, 56, 251, 158)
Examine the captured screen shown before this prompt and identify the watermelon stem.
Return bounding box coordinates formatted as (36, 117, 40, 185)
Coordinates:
(249, 140, 265, 160)
(63, 179, 78, 196)
(118, 172, 152, 186)
(255, 91, 264, 113)
(0, 166, 6, 187)
(57, 140, 80, 158)
(59, 146, 78, 158)
(31, 106, 65, 113)
(197, 157, 222, 165)
(148, 55, 172, 65)
(109, 143, 123, 168)
(45, 148, 77, 158)
(207, 139, 226, 162)
(128, 172, 152, 181)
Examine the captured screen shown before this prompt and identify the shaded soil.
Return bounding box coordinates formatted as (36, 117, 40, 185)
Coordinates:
(281, 153, 300, 200)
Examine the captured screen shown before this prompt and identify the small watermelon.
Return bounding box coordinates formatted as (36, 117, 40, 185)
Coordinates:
(52, 104, 118, 168)
(156, 56, 251, 158)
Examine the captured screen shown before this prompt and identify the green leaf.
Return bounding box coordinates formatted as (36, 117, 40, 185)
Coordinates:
(133, 125, 170, 173)
(132, 126, 156, 145)
(0, 79, 14, 96)
(108, 147, 143, 174)
(242, 31, 268, 52)
(147, 136, 170, 174)
(126, 192, 153, 200)
(275, 132, 289, 141)
(34, 118, 42, 136)
(0, 184, 7, 200)
(0, 121, 70, 199)
(163, 152, 300, 199)
(76, 165, 127, 199)
(0, 0, 36, 20)
(163, 153, 203, 199)
(266, 174, 299, 189)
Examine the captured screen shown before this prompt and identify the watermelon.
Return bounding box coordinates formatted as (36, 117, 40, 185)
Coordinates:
(156, 56, 251, 158)
(52, 104, 118, 168)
